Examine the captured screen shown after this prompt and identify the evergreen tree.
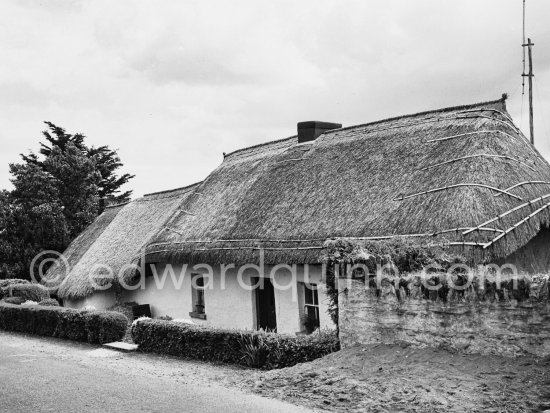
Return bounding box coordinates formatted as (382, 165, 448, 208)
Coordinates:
(0, 123, 134, 280)
(22, 122, 134, 212)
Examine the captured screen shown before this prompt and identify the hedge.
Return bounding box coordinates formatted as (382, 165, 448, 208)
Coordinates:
(38, 298, 60, 307)
(0, 303, 128, 344)
(0, 279, 30, 299)
(0, 279, 30, 289)
(132, 318, 340, 369)
(2, 297, 25, 305)
(1, 283, 50, 302)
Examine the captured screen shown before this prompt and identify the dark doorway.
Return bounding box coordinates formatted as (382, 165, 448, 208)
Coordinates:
(254, 278, 277, 331)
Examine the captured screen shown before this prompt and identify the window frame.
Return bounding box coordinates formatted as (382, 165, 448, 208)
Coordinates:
(189, 273, 207, 320)
(302, 283, 320, 333)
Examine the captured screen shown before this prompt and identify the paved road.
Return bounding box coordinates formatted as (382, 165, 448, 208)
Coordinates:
(0, 333, 312, 413)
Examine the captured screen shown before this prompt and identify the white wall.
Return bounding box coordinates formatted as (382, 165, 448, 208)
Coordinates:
(64, 289, 116, 310)
(120, 263, 255, 330)
(116, 262, 334, 334)
(65, 263, 335, 334)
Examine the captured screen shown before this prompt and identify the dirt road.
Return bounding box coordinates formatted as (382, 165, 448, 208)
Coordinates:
(0, 331, 310, 413)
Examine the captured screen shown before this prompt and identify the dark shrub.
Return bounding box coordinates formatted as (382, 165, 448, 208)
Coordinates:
(2, 297, 25, 305)
(132, 318, 339, 369)
(0, 303, 128, 344)
(6, 284, 49, 302)
(84, 310, 128, 344)
(38, 298, 60, 307)
(106, 302, 137, 326)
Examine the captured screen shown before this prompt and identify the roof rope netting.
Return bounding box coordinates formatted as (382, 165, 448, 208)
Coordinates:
(426, 129, 521, 143)
(463, 193, 550, 235)
(494, 181, 550, 197)
(421, 154, 536, 172)
(482, 201, 550, 249)
(395, 183, 522, 201)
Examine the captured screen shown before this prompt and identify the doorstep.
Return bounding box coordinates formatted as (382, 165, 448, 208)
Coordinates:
(103, 342, 138, 352)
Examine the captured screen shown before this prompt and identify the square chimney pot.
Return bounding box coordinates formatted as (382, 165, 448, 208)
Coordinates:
(297, 121, 342, 143)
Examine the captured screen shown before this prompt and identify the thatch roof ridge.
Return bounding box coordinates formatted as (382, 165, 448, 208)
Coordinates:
(143, 181, 202, 199)
(223, 135, 297, 162)
(223, 97, 508, 163)
(105, 201, 131, 209)
(327, 97, 508, 136)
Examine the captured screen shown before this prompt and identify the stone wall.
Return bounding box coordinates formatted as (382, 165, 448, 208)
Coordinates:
(338, 276, 550, 357)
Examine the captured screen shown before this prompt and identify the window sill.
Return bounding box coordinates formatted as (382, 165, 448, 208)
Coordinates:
(189, 311, 207, 320)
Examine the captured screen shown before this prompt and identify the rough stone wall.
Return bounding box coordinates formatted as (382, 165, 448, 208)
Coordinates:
(338, 276, 550, 357)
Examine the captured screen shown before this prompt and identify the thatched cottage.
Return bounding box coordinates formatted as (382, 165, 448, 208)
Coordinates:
(44, 96, 550, 335)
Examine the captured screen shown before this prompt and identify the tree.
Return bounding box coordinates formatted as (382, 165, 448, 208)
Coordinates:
(0, 123, 134, 280)
(0, 190, 16, 278)
(22, 122, 134, 212)
(87, 145, 133, 211)
(0, 164, 70, 279)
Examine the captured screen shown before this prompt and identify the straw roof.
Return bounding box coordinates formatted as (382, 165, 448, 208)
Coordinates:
(45, 184, 200, 299)
(41, 204, 123, 294)
(145, 97, 550, 265)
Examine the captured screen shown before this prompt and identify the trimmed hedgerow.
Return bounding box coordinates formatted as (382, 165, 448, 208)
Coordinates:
(38, 298, 60, 307)
(1, 297, 25, 305)
(132, 318, 339, 369)
(0, 279, 30, 299)
(0, 302, 128, 344)
(0, 279, 30, 289)
(3, 283, 50, 302)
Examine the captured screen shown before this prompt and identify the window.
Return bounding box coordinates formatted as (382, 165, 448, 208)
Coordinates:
(189, 274, 206, 319)
(302, 283, 320, 333)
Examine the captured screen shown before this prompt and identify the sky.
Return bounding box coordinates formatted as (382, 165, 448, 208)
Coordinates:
(1, 0, 550, 198)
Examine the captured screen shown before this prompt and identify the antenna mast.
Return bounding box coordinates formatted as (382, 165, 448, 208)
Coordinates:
(522, 0, 526, 95)
(521, 1, 535, 145)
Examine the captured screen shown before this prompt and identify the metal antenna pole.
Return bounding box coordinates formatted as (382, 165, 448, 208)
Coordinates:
(522, 38, 535, 145)
(522, 0, 526, 94)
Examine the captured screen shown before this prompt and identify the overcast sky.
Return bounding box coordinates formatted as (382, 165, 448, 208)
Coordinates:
(1, 0, 549, 197)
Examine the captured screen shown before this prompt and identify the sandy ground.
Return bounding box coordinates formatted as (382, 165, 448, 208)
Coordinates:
(241, 343, 550, 413)
(0, 331, 548, 412)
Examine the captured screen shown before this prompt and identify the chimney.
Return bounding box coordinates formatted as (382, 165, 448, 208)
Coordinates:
(297, 121, 342, 143)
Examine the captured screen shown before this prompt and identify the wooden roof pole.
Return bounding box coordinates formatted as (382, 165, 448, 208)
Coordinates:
(483, 201, 550, 249)
(463, 193, 550, 236)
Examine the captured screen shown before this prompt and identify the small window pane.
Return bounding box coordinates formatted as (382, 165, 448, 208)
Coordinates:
(304, 284, 317, 305)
